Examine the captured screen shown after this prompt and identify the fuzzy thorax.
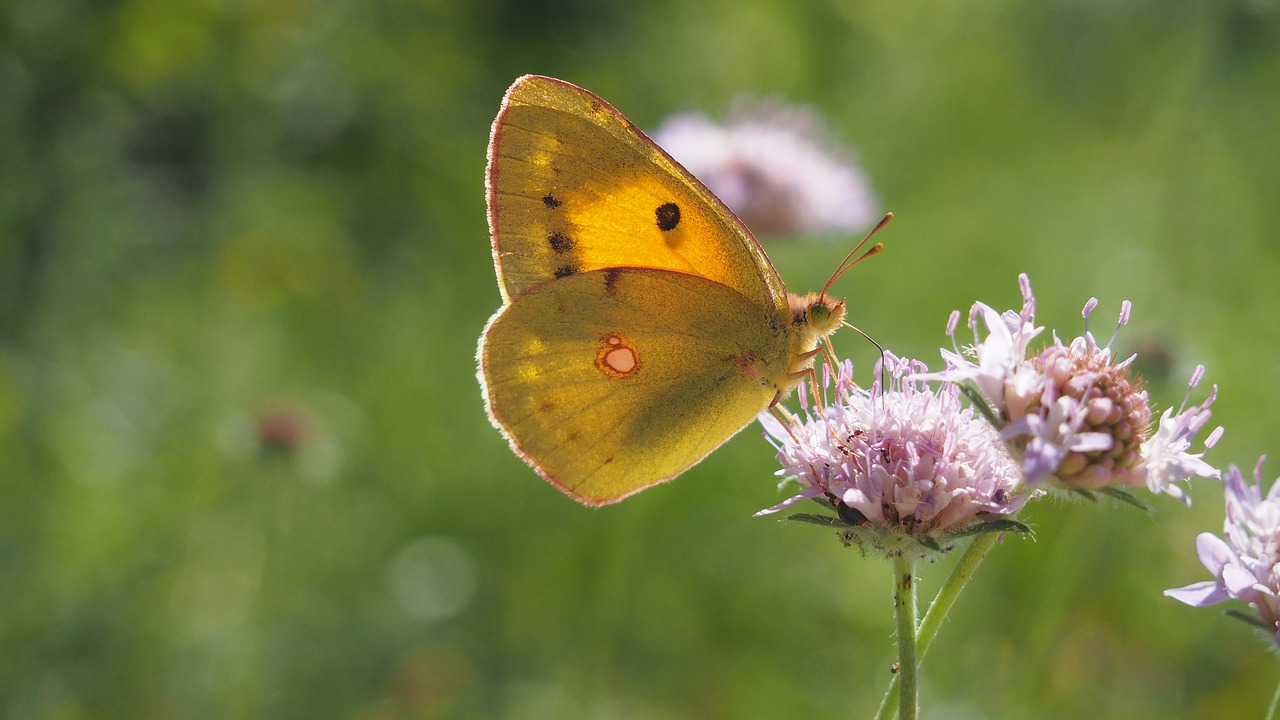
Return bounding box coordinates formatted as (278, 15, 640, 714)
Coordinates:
(778, 291, 846, 390)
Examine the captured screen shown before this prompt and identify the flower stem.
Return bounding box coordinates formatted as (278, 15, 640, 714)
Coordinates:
(916, 531, 1000, 658)
(892, 554, 918, 720)
(1267, 675, 1280, 720)
(874, 532, 1001, 720)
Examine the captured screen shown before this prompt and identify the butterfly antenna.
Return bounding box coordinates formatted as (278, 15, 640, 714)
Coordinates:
(820, 212, 893, 303)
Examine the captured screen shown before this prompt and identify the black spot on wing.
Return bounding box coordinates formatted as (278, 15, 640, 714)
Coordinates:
(603, 269, 620, 298)
(554, 264, 579, 278)
(656, 202, 681, 231)
(543, 194, 562, 208)
(548, 232, 574, 254)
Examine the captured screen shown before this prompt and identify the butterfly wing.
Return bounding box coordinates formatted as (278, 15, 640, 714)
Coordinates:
(487, 75, 788, 315)
(479, 267, 788, 506)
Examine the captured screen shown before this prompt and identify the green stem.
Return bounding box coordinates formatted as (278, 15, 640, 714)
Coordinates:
(892, 554, 918, 720)
(917, 532, 1000, 658)
(874, 532, 1001, 720)
(1267, 674, 1280, 720)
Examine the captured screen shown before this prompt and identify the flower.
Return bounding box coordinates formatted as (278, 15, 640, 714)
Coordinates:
(931, 273, 1044, 413)
(1165, 458, 1280, 647)
(923, 274, 1221, 502)
(758, 353, 1024, 556)
(1006, 326, 1153, 490)
(650, 100, 879, 237)
(1136, 369, 1223, 503)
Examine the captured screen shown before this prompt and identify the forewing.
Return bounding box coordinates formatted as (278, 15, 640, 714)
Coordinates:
(486, 75, 787, 315)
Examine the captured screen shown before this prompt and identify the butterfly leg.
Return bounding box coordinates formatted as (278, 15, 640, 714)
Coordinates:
(787, 347, 826, 415)
(767, 404, 802, 444)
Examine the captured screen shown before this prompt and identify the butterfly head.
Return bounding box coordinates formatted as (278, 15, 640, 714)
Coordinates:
(788, 292, 846, 338)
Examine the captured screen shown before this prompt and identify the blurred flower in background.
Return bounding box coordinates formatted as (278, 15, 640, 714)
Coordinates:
(257, 404, 308, 455)
(651, 99, 879, 238)
(1166, 458, 1280, 647)
(214, 393, 360, 486)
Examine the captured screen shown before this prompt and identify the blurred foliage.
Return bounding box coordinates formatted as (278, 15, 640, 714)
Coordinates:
(1, 0, 1279, 718)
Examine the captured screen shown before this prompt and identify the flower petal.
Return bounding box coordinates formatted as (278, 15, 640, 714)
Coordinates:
(1164, 581, 1229, 607)
(1222, 564, 1256, 596)
(1194, 532, 1234, 575)
(754, 485, 825, 516)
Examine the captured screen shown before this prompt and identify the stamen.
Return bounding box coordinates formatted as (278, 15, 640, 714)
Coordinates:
(1205, 426, 1224, 449)
(946, 311, 964, 358)
(1104, 300, 1132, 349)
(1188, 364, 1205, 389)
(1176, 368, 1211, 416)
(1018, 273, 1036, 324)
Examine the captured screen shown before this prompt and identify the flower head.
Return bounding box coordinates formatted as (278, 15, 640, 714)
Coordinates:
(759, 353, 1024, 557)
(1165, 458, 1280, 647)
(1008, 328, 1152, 490)
(924, 274, 1221, 503)
(651, 100, 878, 237)
(931, 273, 1044, 412)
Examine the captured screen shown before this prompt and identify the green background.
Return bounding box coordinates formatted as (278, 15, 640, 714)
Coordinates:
(2, 1, 1277, 717)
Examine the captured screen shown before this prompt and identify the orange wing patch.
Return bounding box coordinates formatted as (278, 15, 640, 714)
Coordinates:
(596, 334, 640, 378)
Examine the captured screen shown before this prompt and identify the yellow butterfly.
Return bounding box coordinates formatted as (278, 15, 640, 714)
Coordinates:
(478, 75, 876, 506)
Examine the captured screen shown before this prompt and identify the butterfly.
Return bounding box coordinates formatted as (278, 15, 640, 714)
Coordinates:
(478, 75, 881, 506)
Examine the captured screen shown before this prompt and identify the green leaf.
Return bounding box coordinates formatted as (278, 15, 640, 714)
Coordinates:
(918, 535, 943, 551)
(783, 512, 845, 529)
(1225, 609, 1273, 632)
(1097, 486, 1153, 513)
(1069, 487, 1100, 503)
(959, 383, 1004, 430)
(951, 518, 1032, 539)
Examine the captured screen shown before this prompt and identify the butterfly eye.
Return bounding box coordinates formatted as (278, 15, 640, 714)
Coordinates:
(806, 297, 846, 335)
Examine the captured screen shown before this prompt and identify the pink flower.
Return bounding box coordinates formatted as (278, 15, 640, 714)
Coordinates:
(1166, 459, 1280, 646)
(923, 274, 1220, 502)
(931, 274, 1044, 412)
(759, 353, 1024, 556)
(1138, 369, 1222, 503)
